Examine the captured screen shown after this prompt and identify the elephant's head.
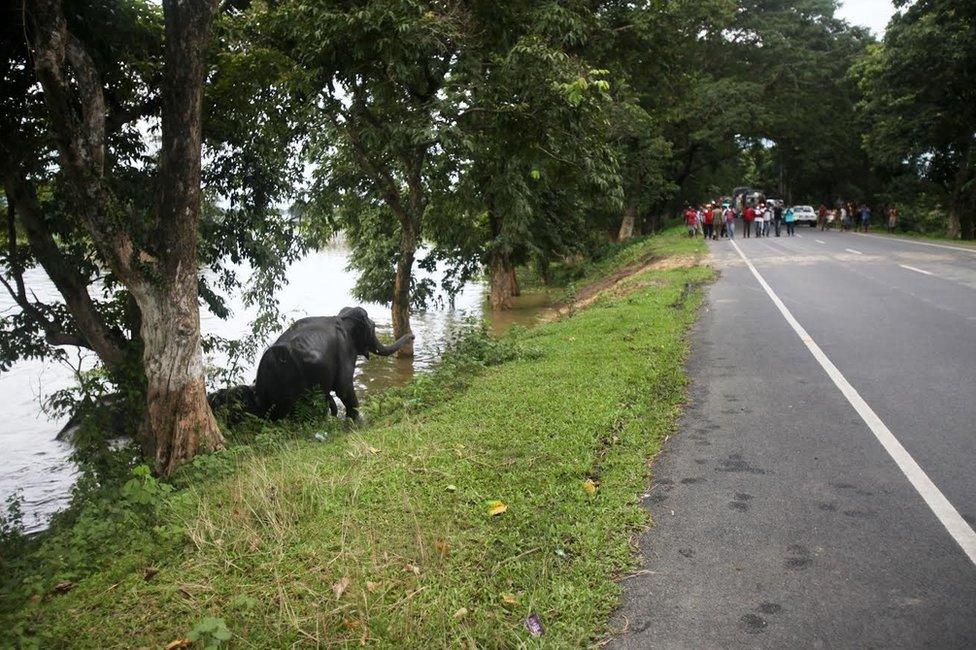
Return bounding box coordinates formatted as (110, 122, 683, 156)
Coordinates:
(338, 307, 415, 359)
(208, 384, 263, 422)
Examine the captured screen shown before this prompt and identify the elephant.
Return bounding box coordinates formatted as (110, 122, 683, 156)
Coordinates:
(252, 307, 414, 421)
(208, 383, 340, 423)
(207, 384, 263, 423)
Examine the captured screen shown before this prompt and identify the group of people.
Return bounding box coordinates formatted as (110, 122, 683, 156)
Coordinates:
(815, 203, 898, 233)
(684, 203, 737, 239)
(685, 199, 901, 241)
(683, 202, 797, 240)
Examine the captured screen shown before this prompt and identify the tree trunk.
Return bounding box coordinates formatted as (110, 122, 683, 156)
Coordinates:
(142, 0, 225, 472)
(135, 284, 222, 475)
(947, 209, 962, 239)
(948, 140, 974, 240)
(486, 200, 518, 310)
(535, 256, 551, 286)
(489, 250, 518, 310)
(618, 200, 637, 242)
(27, 0, 223, 474)
(392, 218, 417, 358)
(509, 264, 521, 297)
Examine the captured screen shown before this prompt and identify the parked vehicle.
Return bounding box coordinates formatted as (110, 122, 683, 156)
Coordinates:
(790, 205, 817, 226)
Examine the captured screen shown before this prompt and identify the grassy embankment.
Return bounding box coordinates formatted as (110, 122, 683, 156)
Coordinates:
(1, 229, 708, 647)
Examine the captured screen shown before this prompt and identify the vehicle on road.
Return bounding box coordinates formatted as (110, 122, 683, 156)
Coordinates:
(790, 204, 817, 226)
(732, 187, 765, 215)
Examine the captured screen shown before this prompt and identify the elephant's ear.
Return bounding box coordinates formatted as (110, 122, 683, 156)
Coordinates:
(339, 308, 371, 358)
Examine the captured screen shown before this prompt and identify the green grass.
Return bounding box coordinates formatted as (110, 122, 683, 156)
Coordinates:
(2, 229, 709, 648)
(517, 225, 703, 302)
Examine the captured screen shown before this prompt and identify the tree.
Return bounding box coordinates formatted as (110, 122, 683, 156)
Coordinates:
(16, 0, 224, 473)
(587, 0, 729, 239)
(260, 1, 466, 356)
(853, 0, 976, 239)
(2, 0, 306, 475)
(441, 1, 622, 308)
(661, 0, 875, 207)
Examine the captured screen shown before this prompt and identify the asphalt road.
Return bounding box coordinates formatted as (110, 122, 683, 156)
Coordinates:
(610, 227, 976, 649)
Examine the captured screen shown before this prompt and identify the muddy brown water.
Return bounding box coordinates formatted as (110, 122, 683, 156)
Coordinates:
(0, 241, 552, 531)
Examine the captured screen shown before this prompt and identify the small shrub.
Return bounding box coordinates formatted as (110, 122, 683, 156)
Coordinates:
(188, 617, 232, 648)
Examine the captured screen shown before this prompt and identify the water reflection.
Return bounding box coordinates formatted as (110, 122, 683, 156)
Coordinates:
(486, 290, 556, 337)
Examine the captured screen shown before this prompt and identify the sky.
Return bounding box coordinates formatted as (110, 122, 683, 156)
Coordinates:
(835, 0, 898, 36)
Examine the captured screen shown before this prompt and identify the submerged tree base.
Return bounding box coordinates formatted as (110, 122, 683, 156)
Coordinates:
(1, 229, 708, 648)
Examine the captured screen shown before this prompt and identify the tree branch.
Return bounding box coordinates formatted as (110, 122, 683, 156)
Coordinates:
(3, 173, 129, 369)
(28, 0, 141, 282)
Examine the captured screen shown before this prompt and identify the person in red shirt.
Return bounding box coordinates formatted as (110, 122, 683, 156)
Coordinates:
(684, 206, 698, 237)
(743, 205, 755, 239)
(703, 204, 715, 240)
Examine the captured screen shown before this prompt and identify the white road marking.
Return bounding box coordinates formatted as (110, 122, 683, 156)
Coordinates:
(856, 232, 976, 254)
(796, 234, 803, 238)
(846, 248, 863, 255)
(899, 264, 934, 276)
(816, 239, 826, 244)
(731, 240, 976, 566)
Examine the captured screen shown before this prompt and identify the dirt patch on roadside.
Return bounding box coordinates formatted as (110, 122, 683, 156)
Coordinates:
(542, 253, 703, 322)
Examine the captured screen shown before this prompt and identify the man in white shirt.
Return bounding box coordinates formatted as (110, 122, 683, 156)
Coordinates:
(754, 205, 766, 237)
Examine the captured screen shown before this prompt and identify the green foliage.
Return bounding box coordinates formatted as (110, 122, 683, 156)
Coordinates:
(188, 617, 232, 648)
(0, 491, 26, 553)
(121, 465, 173, 507)
(852, 0, 976, 237)
(362, 319, 538, 423)
(671, 0, 877, 207)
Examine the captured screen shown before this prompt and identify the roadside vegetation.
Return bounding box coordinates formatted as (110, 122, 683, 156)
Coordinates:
(1, 230, 708, 647)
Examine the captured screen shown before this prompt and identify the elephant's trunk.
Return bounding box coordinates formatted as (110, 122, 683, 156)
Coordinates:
(373, 333, 415, 356)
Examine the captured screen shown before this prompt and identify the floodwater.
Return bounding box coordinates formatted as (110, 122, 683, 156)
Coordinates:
(0, 240, 552, 532)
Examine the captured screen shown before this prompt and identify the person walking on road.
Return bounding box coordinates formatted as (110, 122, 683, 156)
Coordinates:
(743, 204, 754, 238)
(703, 204, 715, 240)
(818, 204, 828, 230)
(773, 202, 784, 237)
(684, 205, 698, 237)
(724, 205, 736, 240)
(784, 205, 796, 236)
(754, 204, 766, 238)
(840, 205, 851, 231)
(859, 204, 872, 232)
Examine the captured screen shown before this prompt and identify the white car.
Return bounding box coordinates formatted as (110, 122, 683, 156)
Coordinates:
(791, 205, 817, 226)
